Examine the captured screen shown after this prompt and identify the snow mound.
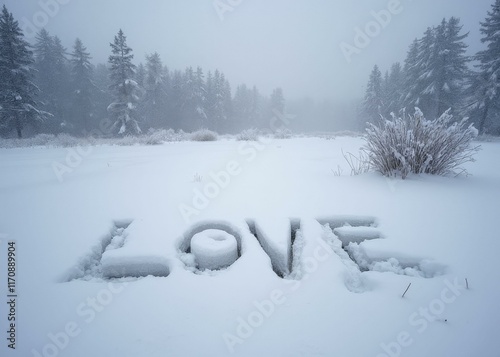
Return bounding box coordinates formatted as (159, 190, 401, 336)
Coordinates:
(191, 229, 238, 270)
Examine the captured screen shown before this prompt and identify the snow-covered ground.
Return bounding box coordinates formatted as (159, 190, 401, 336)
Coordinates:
(1, 136, 499, 357)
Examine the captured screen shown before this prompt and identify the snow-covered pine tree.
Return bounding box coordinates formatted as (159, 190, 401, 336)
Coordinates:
(0, 5, 47, 138)
(424, 18, 469, 118)
(402, 39, 420, 110)
(168, 69, 183, 130)
(270, 87, 285, 115)
(107, 29, 141, 135)
(410, 27, 436, 115)
(142, 52, 167, 128)
(92, 64, 113, 133)
(384, 62, 404, 116)
(233, 84, 252, 131)
(465, 0, 500, 134)
(363, 65, 383, 123)
(207, 70, 225, 131)
(194, 66, 207, 126)
(135, 63, 146, 89)
(250, 85, 262, 128)
(33, 30, 70, 132)
(70, 38, 94, 133)
(221, 75, 233, 132)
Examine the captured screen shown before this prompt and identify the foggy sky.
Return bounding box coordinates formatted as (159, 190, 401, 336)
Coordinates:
(3, 0, 494, 102)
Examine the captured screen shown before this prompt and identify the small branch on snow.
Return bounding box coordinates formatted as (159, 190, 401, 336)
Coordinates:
(401, 283, 412, 298)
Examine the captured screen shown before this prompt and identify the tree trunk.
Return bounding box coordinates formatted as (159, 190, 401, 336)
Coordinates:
(478, 101, 489, 135)
(15, 115, 22, 139)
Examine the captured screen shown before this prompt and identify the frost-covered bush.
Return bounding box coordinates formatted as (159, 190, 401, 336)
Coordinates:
(190, 129, 218, 142)
(365, 109, 480, 179)
(143, 128, 185, 145)
(54, 133, 81, 147)
(28, 133, 57, 146)
(273, 128, 292, 139)
(236, 128, 260, 141)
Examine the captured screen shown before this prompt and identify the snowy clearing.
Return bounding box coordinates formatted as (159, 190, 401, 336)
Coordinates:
(0, 136, 499, 357)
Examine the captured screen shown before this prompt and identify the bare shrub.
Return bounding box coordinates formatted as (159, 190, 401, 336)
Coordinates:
(342, 149, 371, 176)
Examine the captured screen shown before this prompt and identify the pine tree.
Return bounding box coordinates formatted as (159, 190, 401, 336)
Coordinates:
(402, 19, 469, 119)
(33, 30, 70, 132)
(384, 62, 404, 116)
(0, 5, 47, 138)
(423, 18, 469, 117)
(250, 85, 262, 128)
(233, 84, 252, 131)
(93, 64, 113, 134)
(169, 70, 183, 130)
(363, 65, 383, 122)
(142, 52, 167, 128)
(221, 75, 233, 132)
(70, 38, 94, 133)
(207, 69, 227, 131)
(466, 0, 500, 134)
(270, 87, 285, 115)
(136, 63, 146, 89)
(402, 39, 420, 110)
(410, 27, 436, 114)
(179, 66, 207, 130)
(107, 29, 141, 135)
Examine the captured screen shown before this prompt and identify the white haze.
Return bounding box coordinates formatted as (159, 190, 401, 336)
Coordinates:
(3, 0, 494, 102)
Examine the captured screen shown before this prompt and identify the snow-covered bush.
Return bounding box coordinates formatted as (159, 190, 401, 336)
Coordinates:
(54, 133, 82, 147)
(28, 133, 57, 146)
(190, 129, 218, 142)
(143, 128, 185, 145)
(273, 128, 292, 139)
(365, 109, 480, 178)
(236, 128, 260, 141)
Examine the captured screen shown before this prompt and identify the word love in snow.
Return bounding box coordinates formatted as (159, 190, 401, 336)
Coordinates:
(66, 216, 443, 285)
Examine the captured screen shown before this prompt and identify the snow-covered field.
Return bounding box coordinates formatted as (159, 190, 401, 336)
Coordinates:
(1, 136, 499, 357)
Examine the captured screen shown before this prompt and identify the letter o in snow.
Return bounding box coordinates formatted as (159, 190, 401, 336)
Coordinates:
(191, 229, 238, 270)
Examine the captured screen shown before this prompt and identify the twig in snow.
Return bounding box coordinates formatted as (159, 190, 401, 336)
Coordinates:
(465, 278, 469, 290)
(401, 283, 412, 298)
